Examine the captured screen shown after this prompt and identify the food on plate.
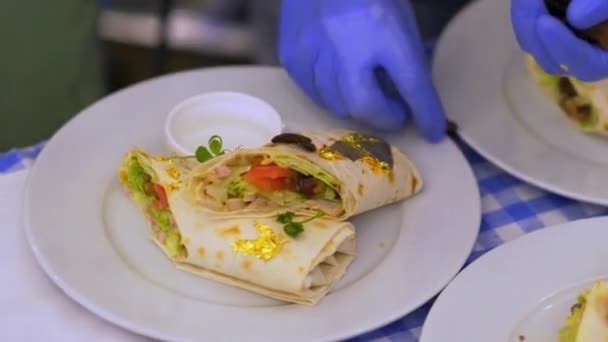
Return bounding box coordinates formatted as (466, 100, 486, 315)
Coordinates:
(118, 148, 357, 305)
(526, 56, 608, 135)
(559, 280, 608, 342)
(185, 129, 422, 219)
(544, 0, 608, 49)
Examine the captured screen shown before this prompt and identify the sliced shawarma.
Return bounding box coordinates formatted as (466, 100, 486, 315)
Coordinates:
(185, 129, 422, 219)
(118, 148, 357, 305)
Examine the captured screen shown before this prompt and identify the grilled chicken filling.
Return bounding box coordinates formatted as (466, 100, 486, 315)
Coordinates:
(193, 153, 344, 217)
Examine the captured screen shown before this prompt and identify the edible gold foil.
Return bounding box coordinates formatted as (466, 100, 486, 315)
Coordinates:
(231, 223, 286, 261)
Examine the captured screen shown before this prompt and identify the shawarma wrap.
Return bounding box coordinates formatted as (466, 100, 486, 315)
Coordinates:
(185, 129, 422, 220)
(526, 56, 608, 135)
(118, 148, 356, 305)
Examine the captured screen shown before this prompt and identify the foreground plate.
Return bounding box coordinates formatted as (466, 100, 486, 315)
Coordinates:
(24, 67, 480, 341)
(433, 0, 608, 205)
(420, 217, 608, 342)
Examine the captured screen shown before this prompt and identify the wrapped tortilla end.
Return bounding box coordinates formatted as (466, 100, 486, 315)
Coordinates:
(322, 255, 338, 266)
(336, 237, 356, 255)
(306, 267, 329, 287)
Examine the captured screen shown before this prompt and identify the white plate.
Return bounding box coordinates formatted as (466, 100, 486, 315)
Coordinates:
(433, 0, 608, 205)
(420, 216, 608, 342)
(24, 66, 480, 341)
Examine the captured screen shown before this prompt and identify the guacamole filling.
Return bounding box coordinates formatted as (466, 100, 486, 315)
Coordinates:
(195, 153, 344, 216)
(124, 157, 186, 258)
(559, 293, 587, 342)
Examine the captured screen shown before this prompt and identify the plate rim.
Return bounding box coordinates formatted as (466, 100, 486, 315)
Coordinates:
(456, 130, 608, 206)
(22, 66, 482, 341)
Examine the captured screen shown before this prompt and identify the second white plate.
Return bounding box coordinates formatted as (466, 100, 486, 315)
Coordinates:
(420, 216, 608, 342)
(433, 0, 608, 205)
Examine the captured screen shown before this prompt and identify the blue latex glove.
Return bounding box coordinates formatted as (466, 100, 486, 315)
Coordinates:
(512, 0, 608, 81)
(278, 0, 447, 142)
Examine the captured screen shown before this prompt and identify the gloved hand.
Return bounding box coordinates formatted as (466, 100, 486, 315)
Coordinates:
(512, 0, 608, 81)
(278, 0, 447, 142)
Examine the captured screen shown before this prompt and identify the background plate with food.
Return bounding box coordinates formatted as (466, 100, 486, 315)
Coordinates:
(420, 216, 608, 342)
(433, 0, 608, 205)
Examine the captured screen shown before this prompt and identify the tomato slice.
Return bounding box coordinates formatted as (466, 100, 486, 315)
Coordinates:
(245, 177, 293, 192)
(245, 165, 293, 179)
(153, 183, 169, 209)
(243, 165, 294, 192)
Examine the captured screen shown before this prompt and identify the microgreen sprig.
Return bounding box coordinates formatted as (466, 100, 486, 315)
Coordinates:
(277, 211, 324, 238)
(196, 135, 225, 162)
(177, 135, 226, 163)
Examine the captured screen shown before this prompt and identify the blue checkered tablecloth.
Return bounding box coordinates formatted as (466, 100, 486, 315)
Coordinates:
(2, 137, 607, 342)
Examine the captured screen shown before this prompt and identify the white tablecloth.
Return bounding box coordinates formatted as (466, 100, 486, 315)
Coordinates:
(1, 170, 146, 341)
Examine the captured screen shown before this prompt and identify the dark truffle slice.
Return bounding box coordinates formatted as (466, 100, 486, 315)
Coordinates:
(330, 137, 394, 169)
(271, 133, 316, 152)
